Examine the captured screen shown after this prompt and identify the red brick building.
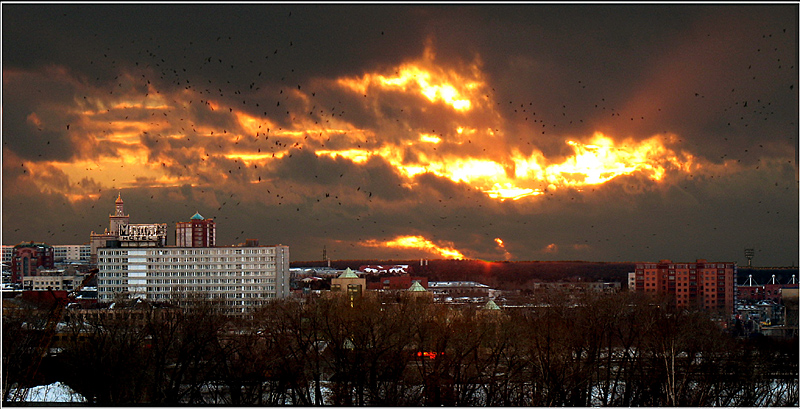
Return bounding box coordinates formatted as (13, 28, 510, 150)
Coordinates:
(11, 242, 55, 283)
(737, 276, 799, 303)
(633, 259, 736, 314)
(175, 212, 216, 247)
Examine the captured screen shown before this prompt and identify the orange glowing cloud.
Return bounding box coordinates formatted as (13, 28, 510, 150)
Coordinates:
(489, 132, 701, 199)
(14, 43, 713, 208)
(314, 131, 698, 201)
(26, 112, 43, 128)
(320, 44, 703, 201)
(315, 148, 374, 164)
(363, 235, 466, 259)
(419, 133, 442, 144)
(543, 243, 558, 253)
(337, 44, 485, 113)
(538, 133, 695, 186)
(495, 237, 512, 260)
(20, 160, 103, 203)
(26, 143, 178, 193)
(486, 183, 542, 200)
(338, 65, 474, 111)
(235, 111, 277, 136)
(20, 76, 311, 195)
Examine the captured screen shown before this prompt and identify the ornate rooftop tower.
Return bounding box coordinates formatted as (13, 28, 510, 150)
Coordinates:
(90, 193, 129, 264)
(109, 192, 130, 234)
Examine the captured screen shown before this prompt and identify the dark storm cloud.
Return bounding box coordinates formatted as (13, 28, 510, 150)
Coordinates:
(268, 149, 410, 201)
(2, 69, 80, 161)
(3, 4, 428, 88)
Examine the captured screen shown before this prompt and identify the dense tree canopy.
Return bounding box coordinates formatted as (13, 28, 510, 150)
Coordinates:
(4, 290, 798, 405)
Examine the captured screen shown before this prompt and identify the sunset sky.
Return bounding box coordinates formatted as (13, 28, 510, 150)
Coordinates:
(3, 4, 798, 265)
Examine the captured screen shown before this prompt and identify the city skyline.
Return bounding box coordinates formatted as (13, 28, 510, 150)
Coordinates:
(2, 4, 798, 264)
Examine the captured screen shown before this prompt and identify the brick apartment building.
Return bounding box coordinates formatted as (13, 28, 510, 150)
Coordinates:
(632, 259, 736, 314)
(10, 242, 55, 283)
(175, 212, 216, 247)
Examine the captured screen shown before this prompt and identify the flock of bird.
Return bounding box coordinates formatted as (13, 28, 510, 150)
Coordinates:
(7, 9, 796, 261)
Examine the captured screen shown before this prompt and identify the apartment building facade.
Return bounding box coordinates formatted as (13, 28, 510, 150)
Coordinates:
(53, 244, 92, 263)
(10, 242, 55, 283)
(97, 245, 290, 313)
(632, 259, 736, 313)
(175, 212, 216, 247)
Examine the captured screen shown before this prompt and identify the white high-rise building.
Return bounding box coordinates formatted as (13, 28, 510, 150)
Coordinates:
(97, 245, 290, 314)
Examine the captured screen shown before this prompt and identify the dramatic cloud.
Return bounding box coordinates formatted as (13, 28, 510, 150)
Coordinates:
(3, 4, 797, 265)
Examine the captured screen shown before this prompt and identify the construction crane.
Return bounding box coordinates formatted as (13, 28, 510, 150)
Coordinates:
(9, 268, 98, 403)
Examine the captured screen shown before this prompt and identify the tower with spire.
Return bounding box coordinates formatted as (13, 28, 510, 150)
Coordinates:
(89, 192, 131, 264)
(109, 192, 130, 234)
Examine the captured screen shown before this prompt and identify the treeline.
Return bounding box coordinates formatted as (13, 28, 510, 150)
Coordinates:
(295, 259, 634, 290)
(3, 291, 798, 406)
(297, 260, 800, 290)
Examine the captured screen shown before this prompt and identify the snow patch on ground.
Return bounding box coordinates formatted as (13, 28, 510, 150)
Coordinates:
(17, 382, 86, 403)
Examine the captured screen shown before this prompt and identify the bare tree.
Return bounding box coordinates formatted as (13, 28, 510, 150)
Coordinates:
(24, 288, 797, 406)
(57, 305, 155, 404)
(2, 305, 51, 403)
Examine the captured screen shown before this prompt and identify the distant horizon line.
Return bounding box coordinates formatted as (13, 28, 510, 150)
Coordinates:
(290, 259, 798, 268)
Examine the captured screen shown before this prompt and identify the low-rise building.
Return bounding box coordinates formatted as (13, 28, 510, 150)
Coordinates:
(53, 245, 91, 263)
(368, 275, 428, 291)
(330, 268, 366, 301)
(428, 281, 498, 304)
(21, 269, 83, 292)
(428, 281, 492, 298)
(737, 275, 798, 303)
(407, 281, 433, 299)
(532, 281, 621, 293)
